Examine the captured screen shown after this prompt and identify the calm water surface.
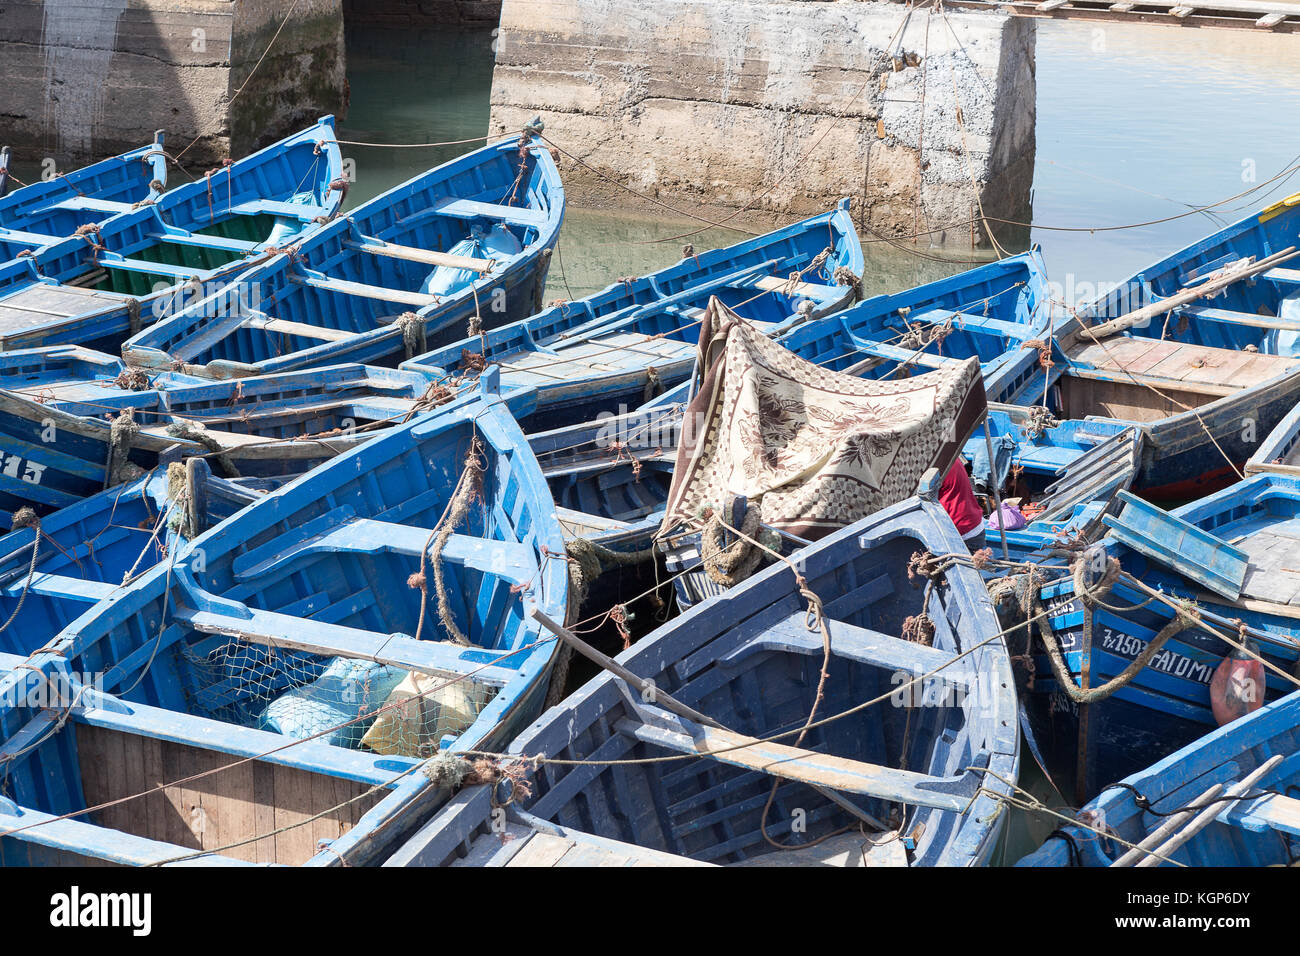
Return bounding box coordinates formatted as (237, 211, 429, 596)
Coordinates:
(340, 20, 1300, 303)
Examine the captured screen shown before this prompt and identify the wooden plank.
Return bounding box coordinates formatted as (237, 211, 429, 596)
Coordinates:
(289, 273, 441, 308)
(1170, 5, 1196, 16)
(1257, 11, 1288, 25)
(244, 315, 353, 342)
(506, 831, 577, 866)
(351, 237, 495, 274)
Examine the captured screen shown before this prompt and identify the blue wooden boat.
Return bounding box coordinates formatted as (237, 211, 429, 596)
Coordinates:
(120, 131, 565, 380)
(1034, 193, 1300, 498)
(0, 378, 567, 865)
(1007, 472, 1300, 803)
(0, 118, 344, 354)
(400, 201, 863, 432)
(0, 133, 168, 243)
(1018, 689, 1300, 867)
(0, 360, 464, 527)
(0, 460, 260, 659)
(388, 490, 1019, 867)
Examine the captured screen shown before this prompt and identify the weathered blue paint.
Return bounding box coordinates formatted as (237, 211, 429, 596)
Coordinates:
(0, 119, 343, 353)
(0, 462, 257, 658)
(122, 134, 565, 379)
(1011, 472, 1300, 801)
(0, 132, 168, 249)
(1018, 689, 1300, 867)
(0, 379, 566, 865)
(403, 201, 863, 432)
(387, 493, 1019, 867)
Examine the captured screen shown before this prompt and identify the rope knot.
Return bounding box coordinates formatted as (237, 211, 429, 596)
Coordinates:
(906, 549, 944, 584)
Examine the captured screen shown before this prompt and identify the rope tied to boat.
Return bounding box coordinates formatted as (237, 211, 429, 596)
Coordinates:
(1022, 404, 1060, 439)
(113, 367, 149, 391)
(74, 222, 106, 254)
(164, 461, 200, 539)
(1023, 552, 1200, 704)
(832, 266, 861, 301)
(412, 436, 486, 646)
(165, 419, 239, 478)
(699, 507, 779, 587)
(460, 349, 487, 373)
(0, 508, 41, 636)
(106, 408, 145, 487)
(396, 311, 427, 359)
(907, 549, 946, 583)
(563, 537, 658, 610)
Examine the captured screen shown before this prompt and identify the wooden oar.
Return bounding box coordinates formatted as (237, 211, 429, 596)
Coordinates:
(1109, 782, 1224, 867)
(1133, 754, 1283, 867)
(530, 608, 892, 833)
(1084, 246, 1299, 340)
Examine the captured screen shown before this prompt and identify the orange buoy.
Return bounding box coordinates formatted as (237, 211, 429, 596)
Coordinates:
(1210, 639, 1265, 727)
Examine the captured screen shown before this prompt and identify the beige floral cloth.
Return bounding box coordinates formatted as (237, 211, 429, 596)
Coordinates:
(661, 297, 987, 540)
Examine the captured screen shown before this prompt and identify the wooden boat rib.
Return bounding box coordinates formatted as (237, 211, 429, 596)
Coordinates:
(389, 489, 1019, 867)
(121, 132, 565, 380)
(0, 377, 567, 865)
(0, 118, 344, 354)
(402, 201, 863, 432)
(0, 132, 169, 243)
(1018, 689, 1300, 867)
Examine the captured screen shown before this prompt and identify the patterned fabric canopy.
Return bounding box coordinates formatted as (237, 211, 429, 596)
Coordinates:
(661, 297, 988, 540)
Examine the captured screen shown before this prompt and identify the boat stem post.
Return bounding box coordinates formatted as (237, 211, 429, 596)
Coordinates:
(981, 415, 1010, 559)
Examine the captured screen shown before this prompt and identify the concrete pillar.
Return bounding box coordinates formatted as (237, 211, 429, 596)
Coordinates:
(0, 0, 348, 169)
(489, 0, 1036, 248)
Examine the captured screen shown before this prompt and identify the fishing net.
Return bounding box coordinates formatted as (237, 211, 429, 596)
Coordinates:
(179, 638, 499, 757)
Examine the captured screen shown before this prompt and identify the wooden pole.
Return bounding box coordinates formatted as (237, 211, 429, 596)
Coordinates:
(530, 607, 892, 832)
(1134, 754, 1283, 867)
(1109, 783, 1224, 866)
(982, 416, 1010, 559)
(1084, 246, 1299, 340)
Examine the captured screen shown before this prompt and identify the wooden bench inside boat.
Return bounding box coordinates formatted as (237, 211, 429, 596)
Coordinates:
(1062, 337, 1300, 422)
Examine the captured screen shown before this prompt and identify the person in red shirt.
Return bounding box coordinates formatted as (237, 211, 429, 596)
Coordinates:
(939, 459, 986, 552)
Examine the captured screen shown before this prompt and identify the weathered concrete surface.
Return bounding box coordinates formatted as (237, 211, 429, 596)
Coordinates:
(0, 0, 348, 168)
(342, 0, 502, 26)
(489, 0, 1036, 247)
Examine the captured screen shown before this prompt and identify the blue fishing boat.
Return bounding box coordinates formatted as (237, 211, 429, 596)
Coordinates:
(0, 460, 259, 659)
(401, 201, 863, 431)
(1018, 689, 1300, 867)
(0, 360, 465, 527)
(1005, 473, 1300, 803)
(0, 118, 344, 354)
(0, 133, 168, 242)
(389, 490, 1019, 867)
(1031, 192, 1300, 498)
(0, 378, 567, 865)
(120, 129, 565, 380)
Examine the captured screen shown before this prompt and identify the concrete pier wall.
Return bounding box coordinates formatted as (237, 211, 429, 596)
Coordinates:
(489, 0, 1036, 246)
(341, 0, 503, 26)
(0, 0, 347, 168)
